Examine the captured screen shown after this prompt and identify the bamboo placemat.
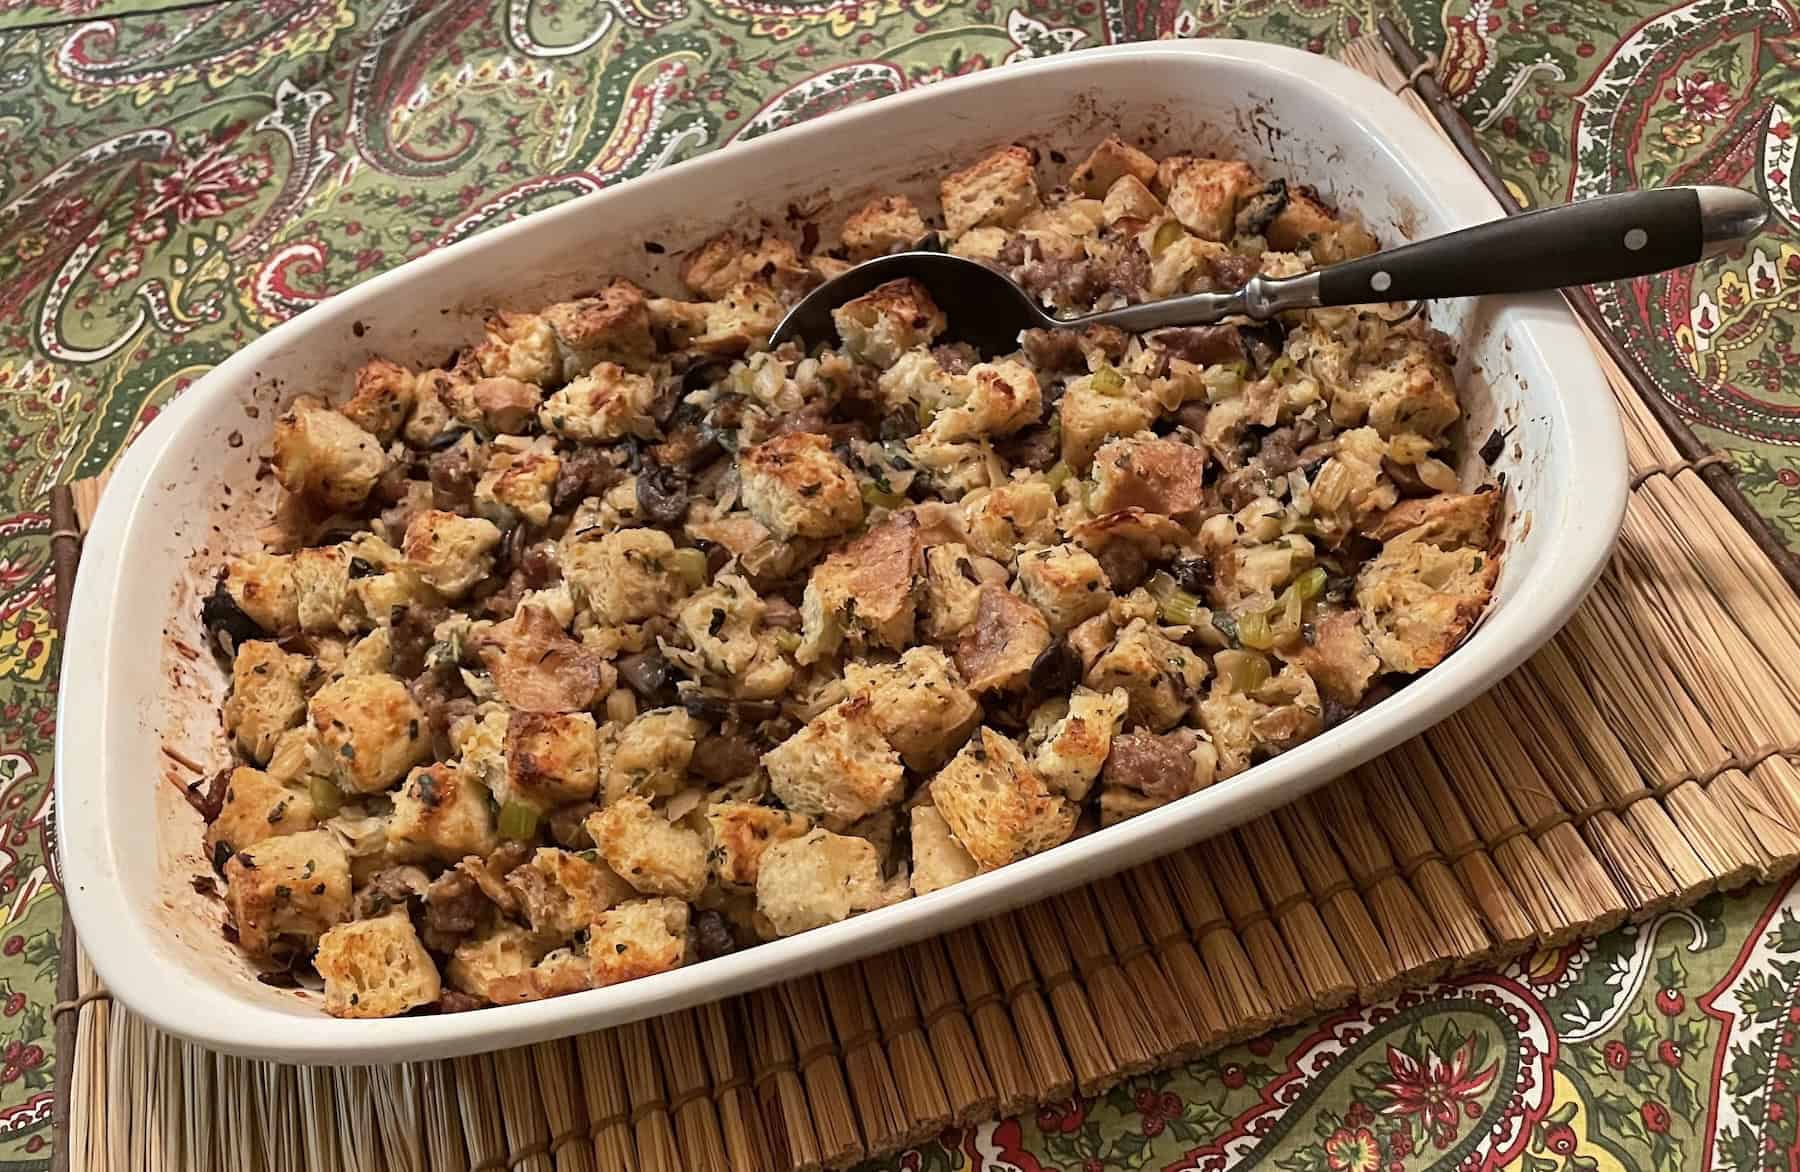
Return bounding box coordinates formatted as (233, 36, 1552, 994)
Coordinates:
(51, 34, 1800, 1172)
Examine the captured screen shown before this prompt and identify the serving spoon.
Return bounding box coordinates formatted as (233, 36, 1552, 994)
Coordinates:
(770, 185, 1768, 355)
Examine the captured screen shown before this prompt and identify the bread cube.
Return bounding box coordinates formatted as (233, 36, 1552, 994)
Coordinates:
(600, 708, 702, 803)
(690, 281, 786, 354)
(447, 924, 546, 1003)
(591, 898, 691, 986)
(1102, 175, 1164, 224)
(962, 481, 1059, 562)
(1286, 609, 1381, 706)
(586, 795, 708, 900)
(952, 585, 1052, 695)
(930, 728, 1075, 871)
(272, 399, 388, 510)
(948, 226, 1012, 261)
(830, 279, 947, 368)
(1355, 537, 1497, 673)
(475, 441, 561, 528)
(798, 514, 921, 662)
(473, 311, 562, 386)
(308, 672, 429, 793)
(844, 645, 980, 772)
(562, 528, 690, 625)
(939, 145, 1041, 238)
(505, 847, 634, 940)
(204, 765, 318, 860)
(1267, 189, 1379, 262)
(292, 545, 352, 634)
(1199, 664, 1320, 778)
(677, 574, 794, 700)
(476, 604, 607, 714)
(681, 232, 808, 300)
(501, 711, 599, 808)
(740, 432, 864, 541)
(1014, 544, 1109, 632)
(755, 829, 888, 936)
(1058, 379, 1152, 471)
(402, 509, 502, 600)
(390, 762, 499, 863)
(315, 910, 441, 1018)
(706, 801, 813, 890)
(342, 359, 418, 443)
(539, 362, 660, 443)
(842, 194, 930, 261)
(1160, 157, 1260, 242)
(762, 696, 905, 830)
(224, 829, 351, 958)
(928, 359, 1042, 443)
(542, 280, 657, 374)
(1369, 490, 1496, 549)
(1070, 136, 1158, 198)
(920, 542, 1008, 640)
(223, 640, 311, 764)
(221, 552, 298, 635)
(1033, 686, 1129, 800)
(909, 806, 978, 896)
(877, 350, 961, 415)
(1084, 619, 1209, 731)
(1089, 436, 1211, 517)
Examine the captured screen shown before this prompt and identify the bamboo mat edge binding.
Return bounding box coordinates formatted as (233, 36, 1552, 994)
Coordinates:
(55, 39, 1800, 1172)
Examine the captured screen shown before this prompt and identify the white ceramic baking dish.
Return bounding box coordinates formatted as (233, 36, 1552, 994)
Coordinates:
(56, 39, 1626, 1062)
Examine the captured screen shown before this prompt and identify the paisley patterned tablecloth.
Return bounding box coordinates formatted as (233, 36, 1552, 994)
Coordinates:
(0, 0, 1794, 1166)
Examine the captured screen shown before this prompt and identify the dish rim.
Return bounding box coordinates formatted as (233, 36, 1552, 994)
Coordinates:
(56, 37, 1627, 1062)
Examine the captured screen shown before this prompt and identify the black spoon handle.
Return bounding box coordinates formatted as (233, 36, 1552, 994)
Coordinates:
(1312, 186, 1759, 308)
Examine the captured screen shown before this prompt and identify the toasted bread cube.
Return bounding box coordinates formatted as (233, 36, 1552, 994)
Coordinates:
(224, 829, 351, 958)
(740, 432, 864, 541)
(962, 481, 1059, 562)
(475, 604, 607, 714)
(1267, 189, 1379, 262)
(799, 514, 921, 662)
(601, 708, 703, 803)
(1033, 686, 1129, 800)
(562, 528, 690, 625)
(691, 281, 786, 354)
(920, 543, 1008, 640)
(291, 545, 352, 634)
(831, 278, 947, 368)
(948, 226, 1012, 261)
(1160, 157, 1260, 242)
(940, 145, 1041, 238)
(1071, 136, 1158, 198)
(591, 898, 691, 986)
(463, 376, 543, 435)
(402, 509, 502, 600)
(706, 801, 814, 891)
(842, 194, 930, 261)
(928, 359, 1042, 443)
(1368, 491, 1496, 549)
(221, 552, 298, 635)
(475, 441, 561, 528)
(342, 359, 418, 443)
(308, 672, 429, 793)
(1085, 619, 1209, 731)
(1199, 664, 1319, 778)
(501, 711, 599, 808)
(953, 585, 1052, 695)
(1059, 379, 1153, 472)
(390, 762, 499, 863)
(402, 370, 457, 447)
(204, 766, 318, 861)
(755, 829, 888, 936)
(1356, 537, 1497, 673)
(677, 574, 795, 700)
(930, 728, 1075, 871)
(272, 400, 388, 510)
(315, 910, 441, 1018)
(844, 645, 981, 772)
(505, 848, 634, 940)
(1286, 609, 1381, 706)
(474, 311, 561, 386)
(224, 640, 311, 764)
(1090, 436, 1211, 517)
(540, 362, 660, 443)
(1359, 349, 1460, 440)
(681, 232, 808, 300)
(543, 280, 656, 374)
(447, 924, 546, 1003)
(763, 696, 905, 830)
(1015, 544, 1110, 632)
(586, 795, 708, 900)
(909, 806, 979, 896)
(1102, 174, 1164, 224)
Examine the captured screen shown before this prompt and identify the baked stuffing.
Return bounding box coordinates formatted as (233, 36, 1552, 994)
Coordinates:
(198, 137, 1498, 1016)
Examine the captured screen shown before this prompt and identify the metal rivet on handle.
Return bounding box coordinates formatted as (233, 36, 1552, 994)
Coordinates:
(1370, 271, 1392, 293)
(1624, 228, 1648, 251)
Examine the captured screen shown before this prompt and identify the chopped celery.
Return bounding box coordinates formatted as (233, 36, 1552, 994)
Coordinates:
(498, 800, 541, 843)
(1236, 609, 1275, 650)
(1151, 220, 1187, 257)
(672, 547, 708, 589)
(1293, 566, 1328, 602)
(308, 776, 343, 819)
(861, 482, 906, 511)
(1044, 462, 1072, 492)
(1090, 366, 1125, 394)
(1217, 650, 1271, 693)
